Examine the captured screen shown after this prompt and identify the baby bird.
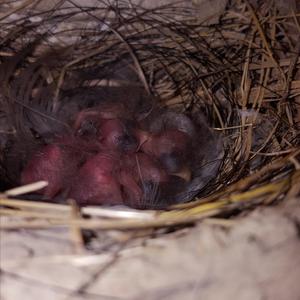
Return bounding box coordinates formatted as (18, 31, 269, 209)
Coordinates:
(98, 118, 138, 153)
(74, 105, 139, 154)
(21, 143, 78, 198)
(119, 153, 169, 208)
(68, 152, 124, 206)
(139, 129, 192, 181)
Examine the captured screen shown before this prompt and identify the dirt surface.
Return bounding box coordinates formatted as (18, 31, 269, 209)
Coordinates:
(1, 199, 300, 300)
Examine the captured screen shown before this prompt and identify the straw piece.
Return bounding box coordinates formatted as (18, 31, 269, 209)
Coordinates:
(4, 181, 48, 196)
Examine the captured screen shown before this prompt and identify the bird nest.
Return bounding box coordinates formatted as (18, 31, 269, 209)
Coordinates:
(0, 0, 299, 234)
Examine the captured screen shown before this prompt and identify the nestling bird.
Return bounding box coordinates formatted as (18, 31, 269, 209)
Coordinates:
(139, 129, 191, 175)
(68, 151, 124, 206)
(119, 152, 169, 208)
(20, 140, 83, 198)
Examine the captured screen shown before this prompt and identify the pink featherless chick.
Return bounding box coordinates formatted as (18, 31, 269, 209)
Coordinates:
(68, 151, 124, 206)
(21, 140, 81, 198)
(119, 152, 169, 208)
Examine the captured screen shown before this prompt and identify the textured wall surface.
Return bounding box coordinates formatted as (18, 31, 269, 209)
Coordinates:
(1, 200, 300, 300)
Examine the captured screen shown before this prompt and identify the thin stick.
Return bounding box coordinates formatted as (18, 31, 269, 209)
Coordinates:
(4, 181, 48, 196)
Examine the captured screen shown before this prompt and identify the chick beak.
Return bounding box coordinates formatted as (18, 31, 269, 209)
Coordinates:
(171, 166, 191, 182)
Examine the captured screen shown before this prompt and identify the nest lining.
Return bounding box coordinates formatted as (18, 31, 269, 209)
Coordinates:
(0, 0, 299, 232)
